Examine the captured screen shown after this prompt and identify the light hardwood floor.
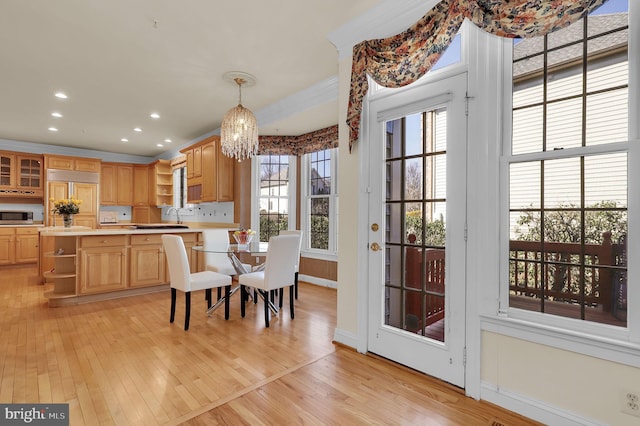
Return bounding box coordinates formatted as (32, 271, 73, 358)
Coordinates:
(1, 266, 540, 425)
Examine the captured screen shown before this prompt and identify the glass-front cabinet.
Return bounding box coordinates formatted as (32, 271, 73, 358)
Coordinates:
(0, 151, 43, 197)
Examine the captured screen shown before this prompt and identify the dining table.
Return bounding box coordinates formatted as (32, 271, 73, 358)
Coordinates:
(192, 241, 272, 315)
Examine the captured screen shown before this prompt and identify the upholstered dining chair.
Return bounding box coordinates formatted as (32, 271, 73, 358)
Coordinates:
(238, 234, 300, 327)
(162, 234, 232, 331)
(279, 230, 303, 300)
(202, 229, 252, 276)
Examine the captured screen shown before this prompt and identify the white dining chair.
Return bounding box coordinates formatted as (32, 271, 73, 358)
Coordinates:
(202, 229, 252, 276)
(279, 230, 303, 300)
(238, 234, 300, 327)
(162, 234, 232, 331)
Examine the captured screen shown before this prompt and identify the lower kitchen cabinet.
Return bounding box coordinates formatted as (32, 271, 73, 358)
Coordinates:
(78, 235, 128, 294)
(40, 230, 204, 306)
(0, 227, 41, 266)
(15, 228, 39, 263)
(129, 234, 165, 287)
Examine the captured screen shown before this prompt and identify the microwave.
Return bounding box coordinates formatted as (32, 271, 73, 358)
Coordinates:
(0, 211, 34, 225)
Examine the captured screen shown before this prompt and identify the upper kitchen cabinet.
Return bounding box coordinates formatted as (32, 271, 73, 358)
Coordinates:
(44, 155, 100, 173)
(100, 163, 133, 206)
(0, 151, 43, 198)
(149, 160, 173, 207)
(180, 136, 234, 203)
(133, 165, 149, 206)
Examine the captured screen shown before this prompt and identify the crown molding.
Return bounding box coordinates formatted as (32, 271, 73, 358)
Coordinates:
(327, 0, 438, 60)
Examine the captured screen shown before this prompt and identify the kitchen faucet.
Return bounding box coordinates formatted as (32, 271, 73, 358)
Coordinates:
(166, 207, 182, 224)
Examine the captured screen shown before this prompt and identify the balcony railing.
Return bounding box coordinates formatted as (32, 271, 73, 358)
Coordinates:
(509, 232, 627, 325)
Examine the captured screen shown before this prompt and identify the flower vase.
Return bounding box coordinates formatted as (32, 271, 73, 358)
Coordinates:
(62, 214, 73, 228)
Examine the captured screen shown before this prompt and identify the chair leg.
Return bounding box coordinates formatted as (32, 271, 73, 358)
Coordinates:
(184, 291, 191, 331)
(240, 285, 246, 318)
(254, 289, 258, 304)
(290, 285, 295, 319)
(279, 288, 284, 308)
(205, 288, 212, 309)
(264, 290, 270, 327)
(224, 285, 231, 320)
(295, 272, 299, 299)
(217, 287, 222, 300)
(170, 288, 177, 324)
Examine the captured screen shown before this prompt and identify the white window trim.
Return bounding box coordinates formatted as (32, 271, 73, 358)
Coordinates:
(250, 155, 296, 237)
(300, 149, 338, 260)
(491, 3, 640, 367)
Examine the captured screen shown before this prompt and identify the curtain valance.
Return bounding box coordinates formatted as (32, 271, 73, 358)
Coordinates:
(258, 125, 338, 156)
(347, 0, 609, 151)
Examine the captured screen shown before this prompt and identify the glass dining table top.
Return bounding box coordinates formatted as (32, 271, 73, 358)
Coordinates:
(192, 241, 269, 254)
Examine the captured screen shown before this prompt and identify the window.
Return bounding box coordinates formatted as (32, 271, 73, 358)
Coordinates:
(507, 0, 629, 327)
(301, 149, 338, 255)
(252, 154, 296, 242)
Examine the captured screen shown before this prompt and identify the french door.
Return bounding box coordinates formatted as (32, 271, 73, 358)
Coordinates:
(367, 72, 467, 387)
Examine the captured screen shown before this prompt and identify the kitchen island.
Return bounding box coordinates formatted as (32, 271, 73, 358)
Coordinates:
(39, 226, 235, 306)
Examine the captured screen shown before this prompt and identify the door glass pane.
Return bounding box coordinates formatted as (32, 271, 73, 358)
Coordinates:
(385, 108, 447, 342)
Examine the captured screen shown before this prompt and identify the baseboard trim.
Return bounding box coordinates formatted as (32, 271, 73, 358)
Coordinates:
(299, 274, 337, 289)
(480, 382, 605, 426)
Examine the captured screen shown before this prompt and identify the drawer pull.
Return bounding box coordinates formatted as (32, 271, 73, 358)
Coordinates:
(102, 240, 108, 243)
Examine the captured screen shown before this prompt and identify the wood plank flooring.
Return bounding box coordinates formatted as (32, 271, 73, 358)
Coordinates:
(1, 266, 540, 425)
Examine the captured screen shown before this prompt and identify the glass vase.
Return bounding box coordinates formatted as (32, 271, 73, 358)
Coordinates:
(62, 214, 73, 228)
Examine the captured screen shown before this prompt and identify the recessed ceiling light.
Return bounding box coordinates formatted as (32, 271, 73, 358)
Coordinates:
(121, 138, 129, 142)
(164, 139, 172, 143)
(133, 127, 142, 132)
(51, 112, 63, 118)
(48, 127, 58, 132)
(150, 113, 160, 119)
(156, 143, 164, 148)
(54, 92, 67, 99)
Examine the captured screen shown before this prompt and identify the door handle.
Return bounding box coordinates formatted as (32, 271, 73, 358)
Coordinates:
(370, 242, 381, 251)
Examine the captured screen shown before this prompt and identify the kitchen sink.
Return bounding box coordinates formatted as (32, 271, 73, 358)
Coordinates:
(131, 224, 190, 229)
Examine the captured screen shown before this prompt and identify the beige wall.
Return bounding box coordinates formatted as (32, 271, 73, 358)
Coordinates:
(482, 332, 640, 425)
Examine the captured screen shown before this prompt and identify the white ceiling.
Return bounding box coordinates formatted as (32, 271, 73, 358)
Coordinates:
(0, 0, 383, 158)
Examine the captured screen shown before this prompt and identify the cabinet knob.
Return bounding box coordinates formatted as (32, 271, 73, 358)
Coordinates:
(101, 240, 108, 243)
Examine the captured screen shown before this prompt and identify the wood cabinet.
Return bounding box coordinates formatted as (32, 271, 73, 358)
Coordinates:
(101, 163, 133, 206)
(180, 136, 234, 203)
(149, 160, 173, 207)
(42, 236, 77, 302)
(0, 228, 15, 265)
(132, 206, 160, 224)
(47, 181, 98, 228)
(45, 155, 100, 173)
(15, 228, 39, 263)
(78, 235, 128, 294)
(0, 151, 43, 197)
(0, 227, 41, 266)
(129, 234, 165, 287)
(133, 165, 149, 206)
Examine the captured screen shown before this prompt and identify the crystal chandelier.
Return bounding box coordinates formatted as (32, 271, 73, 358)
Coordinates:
(220, 72, 258, 161)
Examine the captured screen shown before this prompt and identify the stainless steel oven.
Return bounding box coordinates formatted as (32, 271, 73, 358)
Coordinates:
(0, 210, 34, 225)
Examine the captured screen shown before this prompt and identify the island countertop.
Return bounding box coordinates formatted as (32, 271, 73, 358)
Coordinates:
(39, 224, 238, 237)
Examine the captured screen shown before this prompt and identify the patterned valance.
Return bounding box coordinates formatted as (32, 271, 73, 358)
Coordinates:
(347, 0, 609, 151)
(170, 154, 187, 171)
(258, 125, 338, 156)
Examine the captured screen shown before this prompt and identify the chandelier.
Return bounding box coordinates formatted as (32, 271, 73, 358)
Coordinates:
(220, 72, 258, 161)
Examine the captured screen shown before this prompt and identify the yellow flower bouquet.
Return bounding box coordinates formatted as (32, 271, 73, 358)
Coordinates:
(50, 197, 82, 215)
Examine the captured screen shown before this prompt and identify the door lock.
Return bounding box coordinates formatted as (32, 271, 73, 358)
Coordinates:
(370, 242, 381, 251)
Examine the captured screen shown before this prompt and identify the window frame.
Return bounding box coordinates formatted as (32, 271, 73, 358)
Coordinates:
(301, 148, 339, 260)
(495, 2, 640, 357)
(251, 154, 297, 242)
